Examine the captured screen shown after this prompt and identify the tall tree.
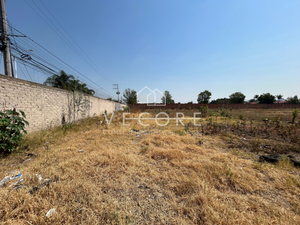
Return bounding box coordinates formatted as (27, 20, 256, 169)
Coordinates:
(161, 90, 174, 104)
(286, 95, 299, 104)
(44, 71, 95, 95)
(229, 92, 245, 104)
(123, 88, 137, 104)
(44, 70, 74, 90)
(197, 90, 211, 104)
(257, 93, 276, 104)
(276, 94, 283, 103)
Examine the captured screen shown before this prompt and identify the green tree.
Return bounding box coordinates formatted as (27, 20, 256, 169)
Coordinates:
(44, 70, 75, 90)
(161, 91, 174, 104)
(123, 88, 137, 104)
(197, 90, 211, 104)
(107, 98, 119, 103)
(287, 95, 299, 104)
(292, 109, 298, 123)
(210, 98, 230, 104)
(257, 93, 276, 104)
(69, 79, 95, 95)
(44, 71, 95, 95)
(276, 94, 283, 104)
(229, 92, 245, 104)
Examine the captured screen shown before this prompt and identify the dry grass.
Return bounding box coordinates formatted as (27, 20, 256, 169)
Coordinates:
(0, 110, 300, 224)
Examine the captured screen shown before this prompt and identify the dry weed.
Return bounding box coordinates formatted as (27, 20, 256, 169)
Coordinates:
(0, 110, 300, 224)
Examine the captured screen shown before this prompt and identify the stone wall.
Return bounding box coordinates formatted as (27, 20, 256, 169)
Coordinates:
(0, 74, 124, 132)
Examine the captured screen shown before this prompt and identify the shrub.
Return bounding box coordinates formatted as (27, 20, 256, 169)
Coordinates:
(0, 108, 29, 153)
(292, 109, 298, 124)
(220, 108, 232, 118)
(199, 106, 209, 117)
(220, 108, 227, 117)
(123, 106, 130, 112)
(239, 113, 246, 120)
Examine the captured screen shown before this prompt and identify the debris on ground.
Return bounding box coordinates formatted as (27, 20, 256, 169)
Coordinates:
(13, 184, 24, 190)
(46, 208, 57, 217)
(35, 174, 43, 181)
(289, 158, 300, 167)
(78, 149, 85, 153)
(22, 158, 32, 165)
(259, 155, 300, 167)
(141, 131, 154, 135)
(27, 153, 38, 158)
(0, 173, 22, 188)
(8, 178, 24, 188)
(29, 178, 58, 194)
(259, 155, 282, 163)
(132, 129, 139, 132)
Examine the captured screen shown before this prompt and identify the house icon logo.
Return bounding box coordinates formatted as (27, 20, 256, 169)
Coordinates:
(137, 86, 166, 106)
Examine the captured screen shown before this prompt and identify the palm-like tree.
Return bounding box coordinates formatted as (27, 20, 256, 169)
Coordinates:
(44, 71, 95, 96)
(44, 71, 75, 90)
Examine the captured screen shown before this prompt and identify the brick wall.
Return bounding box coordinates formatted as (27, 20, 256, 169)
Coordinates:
(0, 74, 125, 132)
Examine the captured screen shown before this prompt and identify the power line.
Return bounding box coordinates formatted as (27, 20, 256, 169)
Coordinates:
(25, 0, 115, 84)
(19, 62, 33, 81)
(37, 0, 114, 84)
(8, 24, 117, 99)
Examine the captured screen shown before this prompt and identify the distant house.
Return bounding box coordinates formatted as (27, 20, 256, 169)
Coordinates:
(275, 99, 287, 104)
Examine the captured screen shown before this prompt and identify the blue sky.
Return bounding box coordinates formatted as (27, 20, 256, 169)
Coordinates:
(4, 0, 300, 102)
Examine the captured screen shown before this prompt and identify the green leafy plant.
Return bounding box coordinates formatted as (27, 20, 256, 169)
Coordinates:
(239, 113, 246, 121)
(123, 106, 130, 112)
(140, 146, 148, 154)
(292, 109, 298, 124)
(199, 106, 209, 117)
(0, 108, 29, 153)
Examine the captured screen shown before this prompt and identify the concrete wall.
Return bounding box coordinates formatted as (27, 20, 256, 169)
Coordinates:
(0, 74, 124, 132)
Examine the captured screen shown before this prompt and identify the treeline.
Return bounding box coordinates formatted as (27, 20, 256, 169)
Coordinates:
(122, 88, 299, 104)
(194, 91, 299, 104)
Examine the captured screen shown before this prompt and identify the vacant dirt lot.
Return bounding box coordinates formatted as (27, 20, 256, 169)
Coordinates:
(0, 108, 300, 224)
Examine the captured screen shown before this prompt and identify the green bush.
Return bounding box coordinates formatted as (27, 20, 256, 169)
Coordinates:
(220, 108, 227, 117)
(199, 106, 209, 117)
(122, 106, 130, 112)
(0, 108, 29, 153)
(239, 113, 246, 121)
(292, 109, 298, 123)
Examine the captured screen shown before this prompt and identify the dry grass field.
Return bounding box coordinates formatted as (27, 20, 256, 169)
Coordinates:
(0, 108, 300, 224)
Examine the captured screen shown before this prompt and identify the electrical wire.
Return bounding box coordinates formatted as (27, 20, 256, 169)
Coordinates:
(37, 0, 114, 84)
(8, 24, 117, 99)
(9, 24, 116, 97)
(25, 0, 115, 84)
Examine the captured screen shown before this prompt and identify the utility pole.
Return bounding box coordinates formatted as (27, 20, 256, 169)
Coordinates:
(113, 84, 120, 102)
(0, 0, 13, 77)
